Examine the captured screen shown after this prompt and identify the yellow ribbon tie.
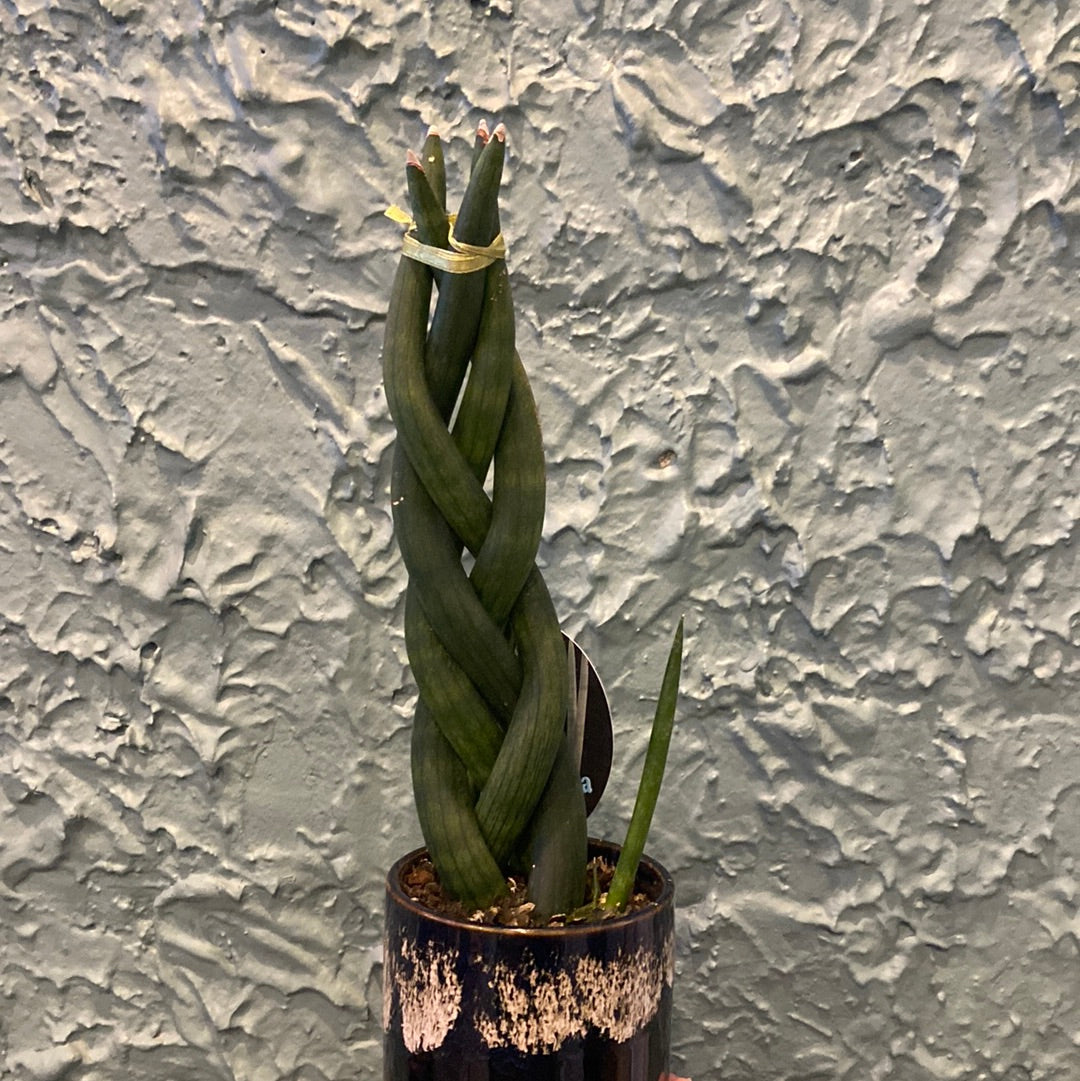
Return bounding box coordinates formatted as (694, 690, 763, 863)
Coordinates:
(385, 206, 505, 274)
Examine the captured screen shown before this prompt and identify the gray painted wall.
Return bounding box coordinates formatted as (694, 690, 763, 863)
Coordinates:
(2, 1, 1078, 1078)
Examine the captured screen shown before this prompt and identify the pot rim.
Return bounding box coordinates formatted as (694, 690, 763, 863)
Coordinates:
(385, 838, 674, 939)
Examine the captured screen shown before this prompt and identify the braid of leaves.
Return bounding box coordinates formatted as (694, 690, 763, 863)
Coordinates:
(383, 131, 587, 917)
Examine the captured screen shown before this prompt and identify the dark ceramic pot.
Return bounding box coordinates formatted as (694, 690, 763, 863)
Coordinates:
(383, 840, 675, 1081)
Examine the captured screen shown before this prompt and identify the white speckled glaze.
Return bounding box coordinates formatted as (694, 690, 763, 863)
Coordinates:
(2, 1, 1079, 1079)
(386, 936, 674, 1055)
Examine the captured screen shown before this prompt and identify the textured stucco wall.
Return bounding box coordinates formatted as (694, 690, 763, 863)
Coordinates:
(2, 1, 1078, 1079)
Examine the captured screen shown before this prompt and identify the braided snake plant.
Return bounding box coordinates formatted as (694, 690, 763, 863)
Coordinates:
(382, 123, 682, 921)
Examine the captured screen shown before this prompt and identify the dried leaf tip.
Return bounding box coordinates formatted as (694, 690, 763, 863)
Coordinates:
(476, 118, 490, 143)
(425, 125, 440, 139)
(405, 149, 424, 170)
(492, 122, 507, 143)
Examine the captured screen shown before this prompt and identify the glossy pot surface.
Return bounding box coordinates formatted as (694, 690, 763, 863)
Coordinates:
(383, 840, 674, 1081)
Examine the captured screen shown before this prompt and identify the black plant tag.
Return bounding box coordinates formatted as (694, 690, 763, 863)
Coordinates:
(563, 636, 613, 816)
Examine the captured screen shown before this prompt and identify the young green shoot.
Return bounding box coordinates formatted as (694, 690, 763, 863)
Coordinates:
(567, 638, 589, 775)
(605, 617, 684, 912)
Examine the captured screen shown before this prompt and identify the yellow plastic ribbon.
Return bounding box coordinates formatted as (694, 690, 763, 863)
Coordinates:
(385, 206, 506, 273)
